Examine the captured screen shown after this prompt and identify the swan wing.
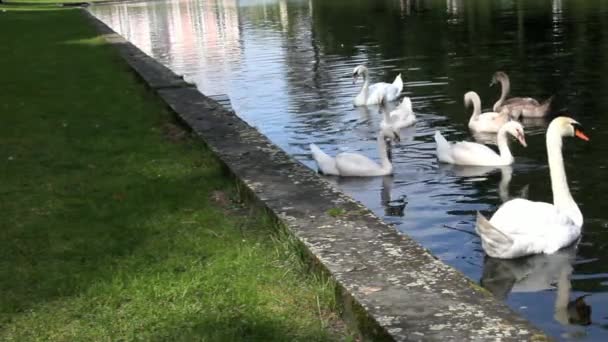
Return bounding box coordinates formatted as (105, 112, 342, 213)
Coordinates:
(368, 82, 401, 104)
(487, 199, 580, 257)
(503, 97, 540, 107)
(335, 152, 386, 177)
(476, 212, 514, 258)
(310, 144, 339, 176)
(366, 83, 390, 105)
(449, 141, 501, 165)
(390, 97, 415, 128)
(434, 131, 454, 164)
(478, 111, 509, 123)
(470, 111, 510, 132)
(391, 73, 404, 95)
(383, 83, 401, 102)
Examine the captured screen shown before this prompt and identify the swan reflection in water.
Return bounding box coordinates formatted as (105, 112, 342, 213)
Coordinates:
(381, 175, 407, 217)
(437, 164, 528, 203)
(481, 245, 592, 327)
(334, 175, 408, 217)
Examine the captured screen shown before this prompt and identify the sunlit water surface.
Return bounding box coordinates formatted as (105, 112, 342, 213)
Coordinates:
(91, 0, 608, 339)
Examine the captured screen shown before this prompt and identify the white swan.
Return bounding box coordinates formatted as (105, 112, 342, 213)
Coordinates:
(465, 91, 510, 133)
(434, 121, 526, 166)
(310, 130, 397, 177)
(491, 71, 553, 118)
(476, 116, 589, 259)
(352, 65, 403, 106)
(380, 97, 416, 132)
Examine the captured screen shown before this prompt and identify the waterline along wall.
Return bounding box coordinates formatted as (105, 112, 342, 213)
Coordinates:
(84, 10, 549, 341)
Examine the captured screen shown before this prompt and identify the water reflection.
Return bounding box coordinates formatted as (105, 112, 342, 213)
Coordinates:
(437, 164, 528, 203)
(381, 176, 408, 217)
(90, 0, 608, 339)
(481, 245, 592, 330)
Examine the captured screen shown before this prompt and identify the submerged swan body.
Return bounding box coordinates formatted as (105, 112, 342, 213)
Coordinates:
(491, 71, 553, 118)
(476, 117, 589, 259)
(435, 121, 526, 166)
(465, 91, 510, 133)
(310, 130, 397, 177)
(352, 65, 403, 106)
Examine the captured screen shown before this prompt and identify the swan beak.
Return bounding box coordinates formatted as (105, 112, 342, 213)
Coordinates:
(575, 129, 590, 141)
(517, 133, 527, 147)
(352, 74, 358, 84)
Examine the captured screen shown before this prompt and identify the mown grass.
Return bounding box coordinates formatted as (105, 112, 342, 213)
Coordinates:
(3, 0, 109, 4)
(0, 7, 347, 341)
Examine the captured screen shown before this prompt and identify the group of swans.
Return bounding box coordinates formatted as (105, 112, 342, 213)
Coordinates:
(309, 65, 415, 177)
(434, 75, 588, 259)
(310, 66, 590, 260)
(437, 71, 553, 167)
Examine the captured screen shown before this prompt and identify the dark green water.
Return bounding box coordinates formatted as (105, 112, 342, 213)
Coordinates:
(92, 0, 608, 339)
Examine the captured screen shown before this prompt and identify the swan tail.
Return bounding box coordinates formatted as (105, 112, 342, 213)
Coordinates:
(399, 97, 412, 113)
(434, 131, 452, 163)
(310, 144, 338, 175)
(475, 212, 514, 258)
(392, 73, 404, 94)
(540, 95, 554, 112)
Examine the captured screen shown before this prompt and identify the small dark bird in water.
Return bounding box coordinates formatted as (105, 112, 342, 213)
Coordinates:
(568, 294, 592, 326)
(384, 195, 407, 217)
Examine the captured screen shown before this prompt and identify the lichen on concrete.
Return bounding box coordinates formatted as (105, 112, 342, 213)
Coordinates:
(85, 10, 551, 341)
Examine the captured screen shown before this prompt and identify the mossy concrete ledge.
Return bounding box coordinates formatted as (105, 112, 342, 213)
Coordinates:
(85, 10, 550, 341)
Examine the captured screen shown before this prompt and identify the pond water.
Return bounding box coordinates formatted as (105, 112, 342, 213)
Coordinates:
(91, 0, 608, 339)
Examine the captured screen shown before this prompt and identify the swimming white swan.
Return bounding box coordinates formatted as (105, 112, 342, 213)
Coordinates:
(352, 65, 403, 106)
(310, 130, 398, 177)
(476, 116, 589, 259)
(491, 71, 553, 118)
(434, 121, 526, 166)
(466, 91, 510, 133)
(380, 97, 416, 131)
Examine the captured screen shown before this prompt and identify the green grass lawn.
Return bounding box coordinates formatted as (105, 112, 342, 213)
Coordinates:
(3, 0, 109, 4)
(0, 7, 347, 341)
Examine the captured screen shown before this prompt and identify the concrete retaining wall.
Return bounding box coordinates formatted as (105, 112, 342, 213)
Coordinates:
(83, 9, 549, 341)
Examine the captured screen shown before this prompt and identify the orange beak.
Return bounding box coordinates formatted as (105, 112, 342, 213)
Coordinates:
(575, 129, 589, 141)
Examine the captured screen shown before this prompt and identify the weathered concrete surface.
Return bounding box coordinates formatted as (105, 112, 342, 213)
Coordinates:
(85, 10, 550, 341)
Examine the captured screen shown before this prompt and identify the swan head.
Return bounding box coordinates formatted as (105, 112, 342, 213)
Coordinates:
(352, 65, 368, 84)
(550, 116, 590, 141)
(503, 121, 527, 147)
(490, 71, 508, 87)
(380, 122, 401, 143)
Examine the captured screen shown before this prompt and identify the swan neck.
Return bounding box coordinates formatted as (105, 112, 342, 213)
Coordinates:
(547, 128, 581, 225)
(362, 69, 369, 90)
(498, 167, 513, 202)
(381, 104, 391, 123)
(554, 266, 574, 325)
(355, 70, 369, 105)
(498, 78, 509, 105)
(496, 127, 513, 164)
(468, 94, 482, 124)
(377, 133, 392, 170)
